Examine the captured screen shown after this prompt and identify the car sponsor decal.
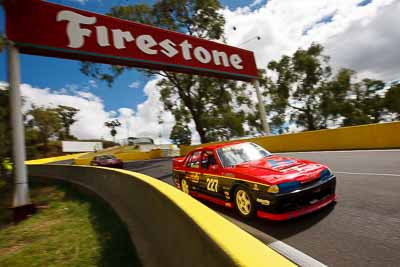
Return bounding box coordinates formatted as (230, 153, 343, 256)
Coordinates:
(252, 184, 260, 191)
(267, 159, 295, 168)
(206, 178, 219, 192)
(186, 172, 200, 182)
(256, 198, 271, 205)
(173, 169, 270, 190)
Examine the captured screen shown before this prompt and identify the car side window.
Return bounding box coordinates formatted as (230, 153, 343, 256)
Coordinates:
(187, 151, 201, 169)
(201, 151, 217, 169)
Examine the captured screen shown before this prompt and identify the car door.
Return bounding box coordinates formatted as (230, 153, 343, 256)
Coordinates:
(198, 150, 224, 199)
(183, 150, 202, 188)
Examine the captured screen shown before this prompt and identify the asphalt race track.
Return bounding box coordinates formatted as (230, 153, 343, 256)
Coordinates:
(123, 150, 400, 267)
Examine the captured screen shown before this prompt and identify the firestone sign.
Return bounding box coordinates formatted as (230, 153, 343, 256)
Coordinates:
(5, 0, 258, 81)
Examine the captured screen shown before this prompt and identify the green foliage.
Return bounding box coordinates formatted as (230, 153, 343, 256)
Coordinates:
(264, 43, 397, 132)
(158, 73, 247, 142)
(0, 88, 11, 176)
(340, 79, 386, 126)
(170, 122, 192, 145)
(0, 34, 6, 54)
(385, 84, 400, 119)
(55, 105, 79, 140)
(266, 43, 333, 131)
(105, 119, 121, 141)
(26, 107, 63, 155)
(80, 0, 248, 143)
(319, 68, 355, 120)
(0, 85, 78, 159)
(109, 0, 224, 39)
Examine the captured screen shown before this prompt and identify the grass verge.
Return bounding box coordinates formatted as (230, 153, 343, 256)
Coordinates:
(0, 179, 141, 267)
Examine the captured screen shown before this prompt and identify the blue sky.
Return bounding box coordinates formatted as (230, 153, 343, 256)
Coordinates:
(0, 0, 258, 112)
(1, 0, 398, 142)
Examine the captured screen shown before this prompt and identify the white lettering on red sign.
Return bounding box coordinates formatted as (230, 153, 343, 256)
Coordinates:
(56, 10, 244, 70)
(57, 10, 96, 48)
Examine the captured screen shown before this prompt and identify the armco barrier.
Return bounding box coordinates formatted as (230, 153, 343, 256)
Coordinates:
(27, 165, 294, 267)
(180, 121, 400, 155)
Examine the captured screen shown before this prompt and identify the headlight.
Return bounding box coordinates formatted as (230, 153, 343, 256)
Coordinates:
(267, 185, 279, 193)
(278, 181, 301, 194)
(320, 168, 332, 181)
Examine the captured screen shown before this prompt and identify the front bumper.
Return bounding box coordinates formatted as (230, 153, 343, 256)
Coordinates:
(257, 194, 336, 220)
(255, 176, 336, 221)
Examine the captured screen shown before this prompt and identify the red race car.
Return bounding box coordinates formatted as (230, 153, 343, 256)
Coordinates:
(173, 142, 336, 220)
(90, 155, 123, 168)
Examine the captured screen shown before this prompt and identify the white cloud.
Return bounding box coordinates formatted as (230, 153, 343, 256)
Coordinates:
(15, 83, 112, 140)
(0, 80, 198, 144)
(128, 81, 141, 89)
(325, 1, 400, 81)
(70, 0, 88, 4)
(222, 0, 398, 81)
(118, 78, 179, 144)
(88, 79, 97, 88)
(250, 0, 264, 8)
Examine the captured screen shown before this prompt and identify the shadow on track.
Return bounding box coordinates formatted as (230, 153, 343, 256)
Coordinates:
(198, 199, 337, 242)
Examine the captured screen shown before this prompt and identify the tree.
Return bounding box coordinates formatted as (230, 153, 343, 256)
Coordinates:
(340, 78, 386, 126)
(169, 122, 191, 145)
(105, 119, 121, 142)
(264, 43, 396, 131)
(266, 43, 333, 131)
(0, 34, 6, 54)
(55, 105, 79, 140)
(0, 88, 11, 175)
(385, 83, 400, 120)
(27, 107, 63, 155)
(80, 0, 249, 143)
(319, 68, 355, 126)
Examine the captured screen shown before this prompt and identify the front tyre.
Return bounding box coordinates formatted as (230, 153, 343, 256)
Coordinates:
(234, 186, 255, 219)
(181, 179, 190, 194)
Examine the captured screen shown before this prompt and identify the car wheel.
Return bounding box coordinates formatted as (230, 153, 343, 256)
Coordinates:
(234, 186, 255, 219)
(181, 179, 190, 194)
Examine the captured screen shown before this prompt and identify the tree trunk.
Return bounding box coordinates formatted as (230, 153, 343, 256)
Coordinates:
(193, 116, 208, 143)
(306, 109, 316, 131)
(43, 138, 49, 156)
(65, 125, 70, 139)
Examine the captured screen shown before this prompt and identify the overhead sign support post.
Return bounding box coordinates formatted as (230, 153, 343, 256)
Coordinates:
(7, 41, 35, 221)
(254, 80, 270, 135)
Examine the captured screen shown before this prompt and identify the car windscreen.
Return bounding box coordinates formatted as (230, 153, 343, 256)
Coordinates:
(216, 143, 271, 167)
(98, 155, 116, 160)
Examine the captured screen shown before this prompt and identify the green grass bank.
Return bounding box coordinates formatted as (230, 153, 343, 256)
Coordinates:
(0, 178, 141, 267)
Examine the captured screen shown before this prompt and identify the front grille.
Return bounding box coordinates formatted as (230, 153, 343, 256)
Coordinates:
(300, 178, 320, 188)
(271, 177, 336, 214)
